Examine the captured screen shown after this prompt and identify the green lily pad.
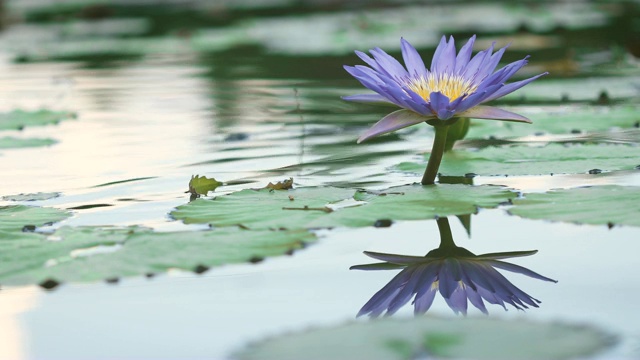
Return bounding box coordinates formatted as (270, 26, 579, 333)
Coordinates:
(0, 226, 315, 287)
(0, 110, 75, 131)
(509, 185, 640, 227)
(232, 316, 614, 360)
(2, 192, 61, 201)
(171, 185, 515, 230)
(467, 105, 640, 139)
(0, 205, 71, 233)
(0, 137, 57, 149)
(396, 143, 640, 176)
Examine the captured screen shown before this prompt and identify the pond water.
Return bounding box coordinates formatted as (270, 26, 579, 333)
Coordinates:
(1, 1, 639, 359)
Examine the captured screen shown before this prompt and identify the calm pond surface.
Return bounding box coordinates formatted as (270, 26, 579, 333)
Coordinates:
(1, 1, 639, 359)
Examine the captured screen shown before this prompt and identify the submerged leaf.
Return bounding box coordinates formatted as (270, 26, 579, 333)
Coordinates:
(232, 316, 614, 360)
(509, 185, 640, 227)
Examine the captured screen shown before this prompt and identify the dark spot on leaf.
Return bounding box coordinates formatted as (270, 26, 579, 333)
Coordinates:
(105, 277, 119, 284)
(145, 273, 155, 278)
(534, 132, 545, 136)
(634, 121, 640, 128)
(374, 219, 393, 228)
(464, 173, 477, 178)
(194, 265, 209, 274)
(39, 278, 60, 290)
(285, 249, 295, 256)
(561, 93, 570, 102)
(570, 129, 582, 134)
(596, 91, 610, 105)
(249, 256, 264, 264)
(607, 222, 615, 229)
(22, 225, 36, 232)
(636, 165, 640, 170)
(589, 169, 603, 174)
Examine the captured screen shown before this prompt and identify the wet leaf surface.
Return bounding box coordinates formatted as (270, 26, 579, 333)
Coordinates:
(171, 184, 516, 230)
(0, 225, 316, 286)
(397, 143, 640, 176)
(509, 185, 640, 227)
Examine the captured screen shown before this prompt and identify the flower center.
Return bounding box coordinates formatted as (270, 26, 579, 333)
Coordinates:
(407, 73, 477, 101)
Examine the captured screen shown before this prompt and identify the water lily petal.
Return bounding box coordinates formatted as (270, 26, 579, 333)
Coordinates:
(388, 264, 428, 314)
(370, 47, 409, 80)
(487, 260, 558, 283)
(429, 91, 450, 115)
(362, 251, 429, 264)
(357, 270, 410, 317)
(349, 262, 406, 271)
(357, 109, 433, 143)
(341, 94, 395, 105)
(454, 35, 476, 74)
(466, 286, 489, 314)
(430, 36, 448, 73)
(476, 250, 538, 260)
(413, 284, 437, 314)
(355, 50, 384, 73)
(482, 72, 548, 102)
(401, 38, 427, 77)
(460, 105, 532, 123)
(444, 285, 468, 315)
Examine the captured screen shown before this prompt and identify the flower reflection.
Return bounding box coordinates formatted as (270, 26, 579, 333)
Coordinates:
(351, 217, 557, 317)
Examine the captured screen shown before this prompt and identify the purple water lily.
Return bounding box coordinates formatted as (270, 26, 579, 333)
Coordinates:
(343, 35, 547, 184)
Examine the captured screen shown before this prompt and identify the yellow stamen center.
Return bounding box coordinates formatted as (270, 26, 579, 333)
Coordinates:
(407, 73, 477, 101)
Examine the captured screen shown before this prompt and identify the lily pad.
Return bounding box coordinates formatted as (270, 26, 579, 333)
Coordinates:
(2, 192, 61, 201)
(232, 316, 614, 360)
(0, 110, 75, 131)
(509, 185, 640, 227)
(0, 205, 71, 233)
(467, 105, 640, 139)
(171, 185, 515, 230)
(396, 143, 640, 176)
(0, 137, 57, 149)
(0, 225, 315, 287)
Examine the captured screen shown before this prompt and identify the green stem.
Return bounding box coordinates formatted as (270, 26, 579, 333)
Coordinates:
(436, 217, 455, 249)
(421, 125, 449, 185)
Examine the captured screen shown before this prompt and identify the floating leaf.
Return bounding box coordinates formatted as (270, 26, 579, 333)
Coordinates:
(509, 185, 640, 227)
(232, 316, 614, 360)
(0, 110, 75, 131)
(2, 192, 61, 201)
(467, 105, 640, 139)
(0, 226, 315, 287)
(264, 178, 294, 190)
(396, 143, 640, 176)
(0, 137, 57, 149)
(171, 185, 515, 230)
(188, 175, 222, 196)
(0, 205, 71, 233)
